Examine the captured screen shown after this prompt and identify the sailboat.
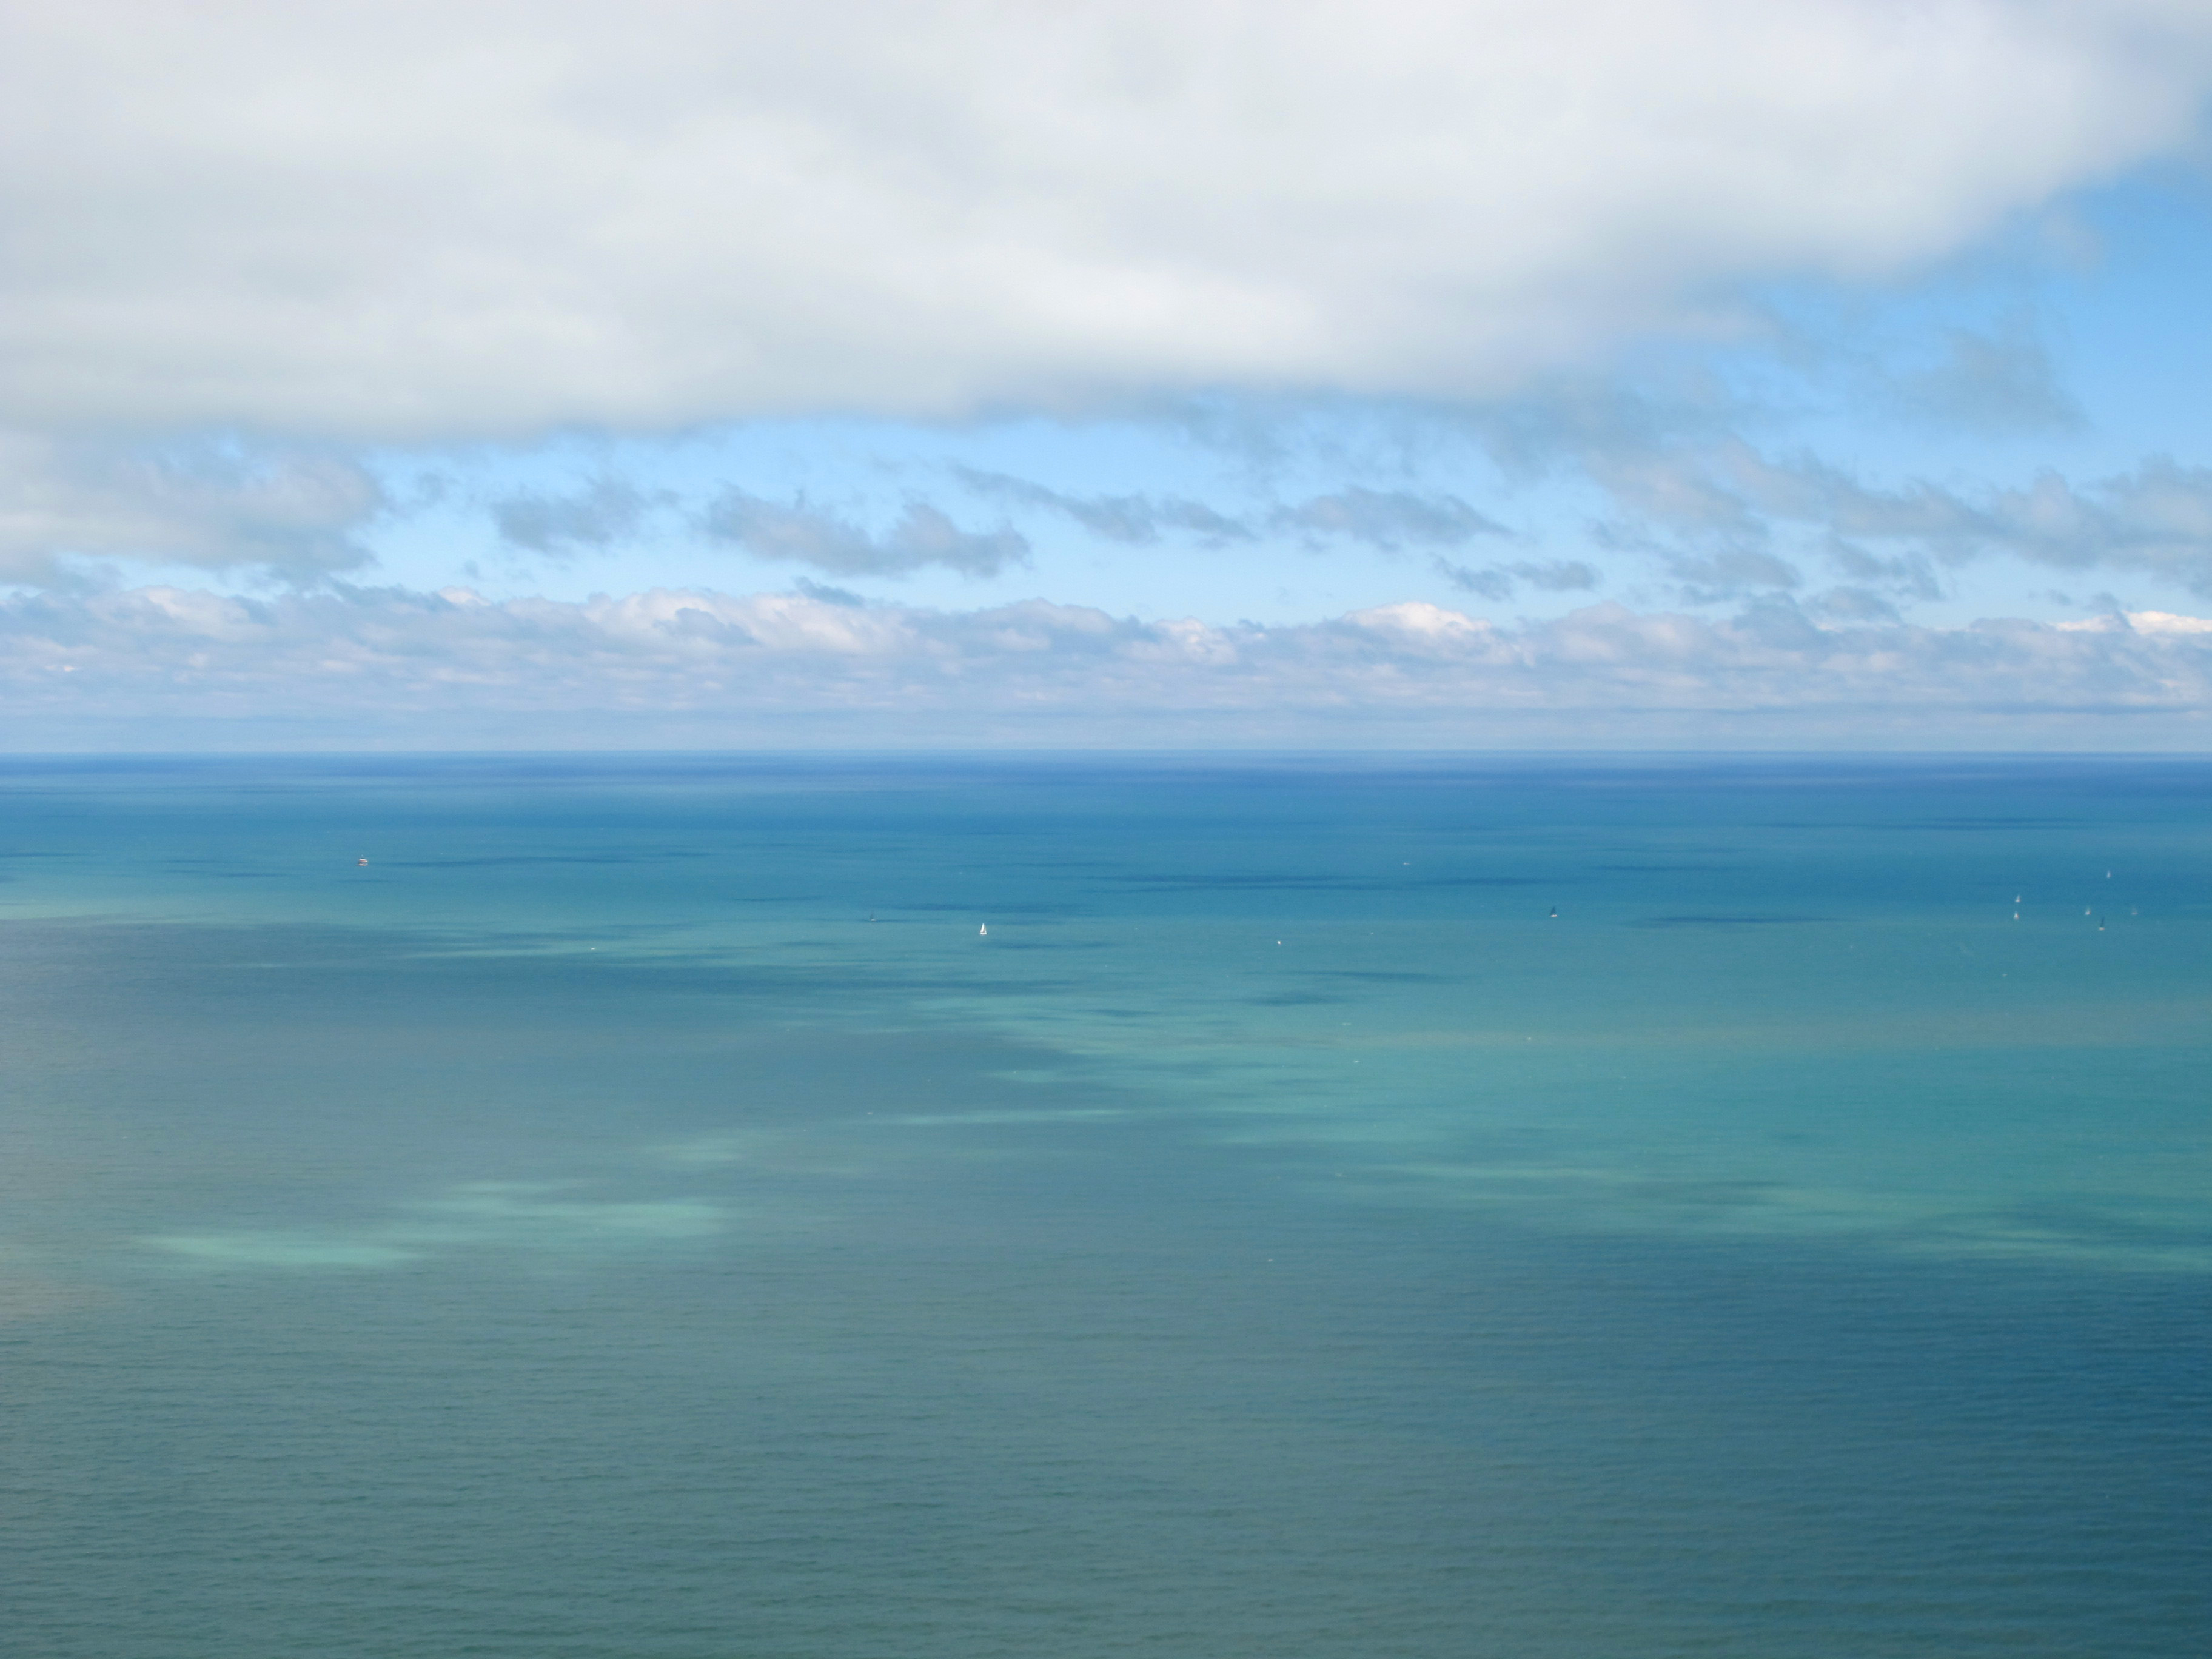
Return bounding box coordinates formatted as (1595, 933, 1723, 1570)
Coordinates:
(979, 923, 988, 937)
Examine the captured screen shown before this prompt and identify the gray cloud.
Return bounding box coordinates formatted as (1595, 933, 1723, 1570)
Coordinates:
(1808, 586, 1904, 623)
(8, 583, 2212, 747)
(1823, 456, 2212, 590)
(1436, 558, 1600, 600)
(1886, 326, 2083, 434)
(4, 4, 2208, 438)
(1825, 543, 1943, 602)
(1575, 439, 2212, 598)
(699, 493, 1028, 578)
(0, 432, 380, 585)
(956, 469, 1510, 556)
(1988, 460, 2212, 585)
(1517, 560, 1603, 592)
(491, 479, 657, 557)
(1269, 489, 1506, 551)
(1666, 548, 1804, 597)
(951, 469, 1252, 545)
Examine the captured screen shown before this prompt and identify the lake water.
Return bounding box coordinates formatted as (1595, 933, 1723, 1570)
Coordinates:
(3, 754, 2208, 1657)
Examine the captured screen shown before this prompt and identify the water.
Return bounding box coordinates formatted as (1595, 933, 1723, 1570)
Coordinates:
(2, 753, 2207, 1657)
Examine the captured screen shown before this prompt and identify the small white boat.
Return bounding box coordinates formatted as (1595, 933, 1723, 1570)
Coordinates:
(979, 923, 988, 937)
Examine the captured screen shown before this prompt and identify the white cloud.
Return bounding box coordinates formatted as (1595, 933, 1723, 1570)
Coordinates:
(2115, 609, 2212, 636)
(8, 581, 2212, 745)
(2, 1, 2207, 438)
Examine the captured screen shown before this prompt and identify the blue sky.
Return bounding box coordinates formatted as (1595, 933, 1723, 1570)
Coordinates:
(7, 2, 2212, 748)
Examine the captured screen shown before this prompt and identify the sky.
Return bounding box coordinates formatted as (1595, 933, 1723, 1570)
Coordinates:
(8, 0, 2212, 749)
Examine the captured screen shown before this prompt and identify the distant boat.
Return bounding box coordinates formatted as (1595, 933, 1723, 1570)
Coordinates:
(979, 923, 988, 937)
(357, 857, 368, 866)
(1549, 907, 1558, 919)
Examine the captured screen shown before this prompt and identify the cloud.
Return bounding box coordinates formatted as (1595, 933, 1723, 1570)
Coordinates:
(1987, 460, 2212, 588)
(952, 468, 1252, 545)
(956, 469, 1507, 555)
(1806, 586, 1905, 624)
(491, 478, 657, 556)
(9, 581, 2212, 746)
(699, 493, 1028, 577)
(3, 2, 2209, 438)
(1436, 558, 1601, 600)
(0, 431, 381, 585)
(1665, 548, 1804, 597)
(1562, 435, 2212, 598)
(1886, 324, 2083, 433)
(1268, 489, 1506, 550)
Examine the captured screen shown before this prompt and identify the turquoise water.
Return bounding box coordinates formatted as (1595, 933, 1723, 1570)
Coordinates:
(3, 754, 2208, 1657)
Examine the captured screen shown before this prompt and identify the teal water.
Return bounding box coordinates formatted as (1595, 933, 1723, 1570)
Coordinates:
(2, 754, 2207, 1657)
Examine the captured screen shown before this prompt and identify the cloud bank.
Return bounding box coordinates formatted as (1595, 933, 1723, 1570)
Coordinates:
(4, 1, 2210, 438)
(8, 583, 2211, 748)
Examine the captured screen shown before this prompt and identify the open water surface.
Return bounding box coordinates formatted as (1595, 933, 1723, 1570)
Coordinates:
(2, 754, 2208, 1657)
